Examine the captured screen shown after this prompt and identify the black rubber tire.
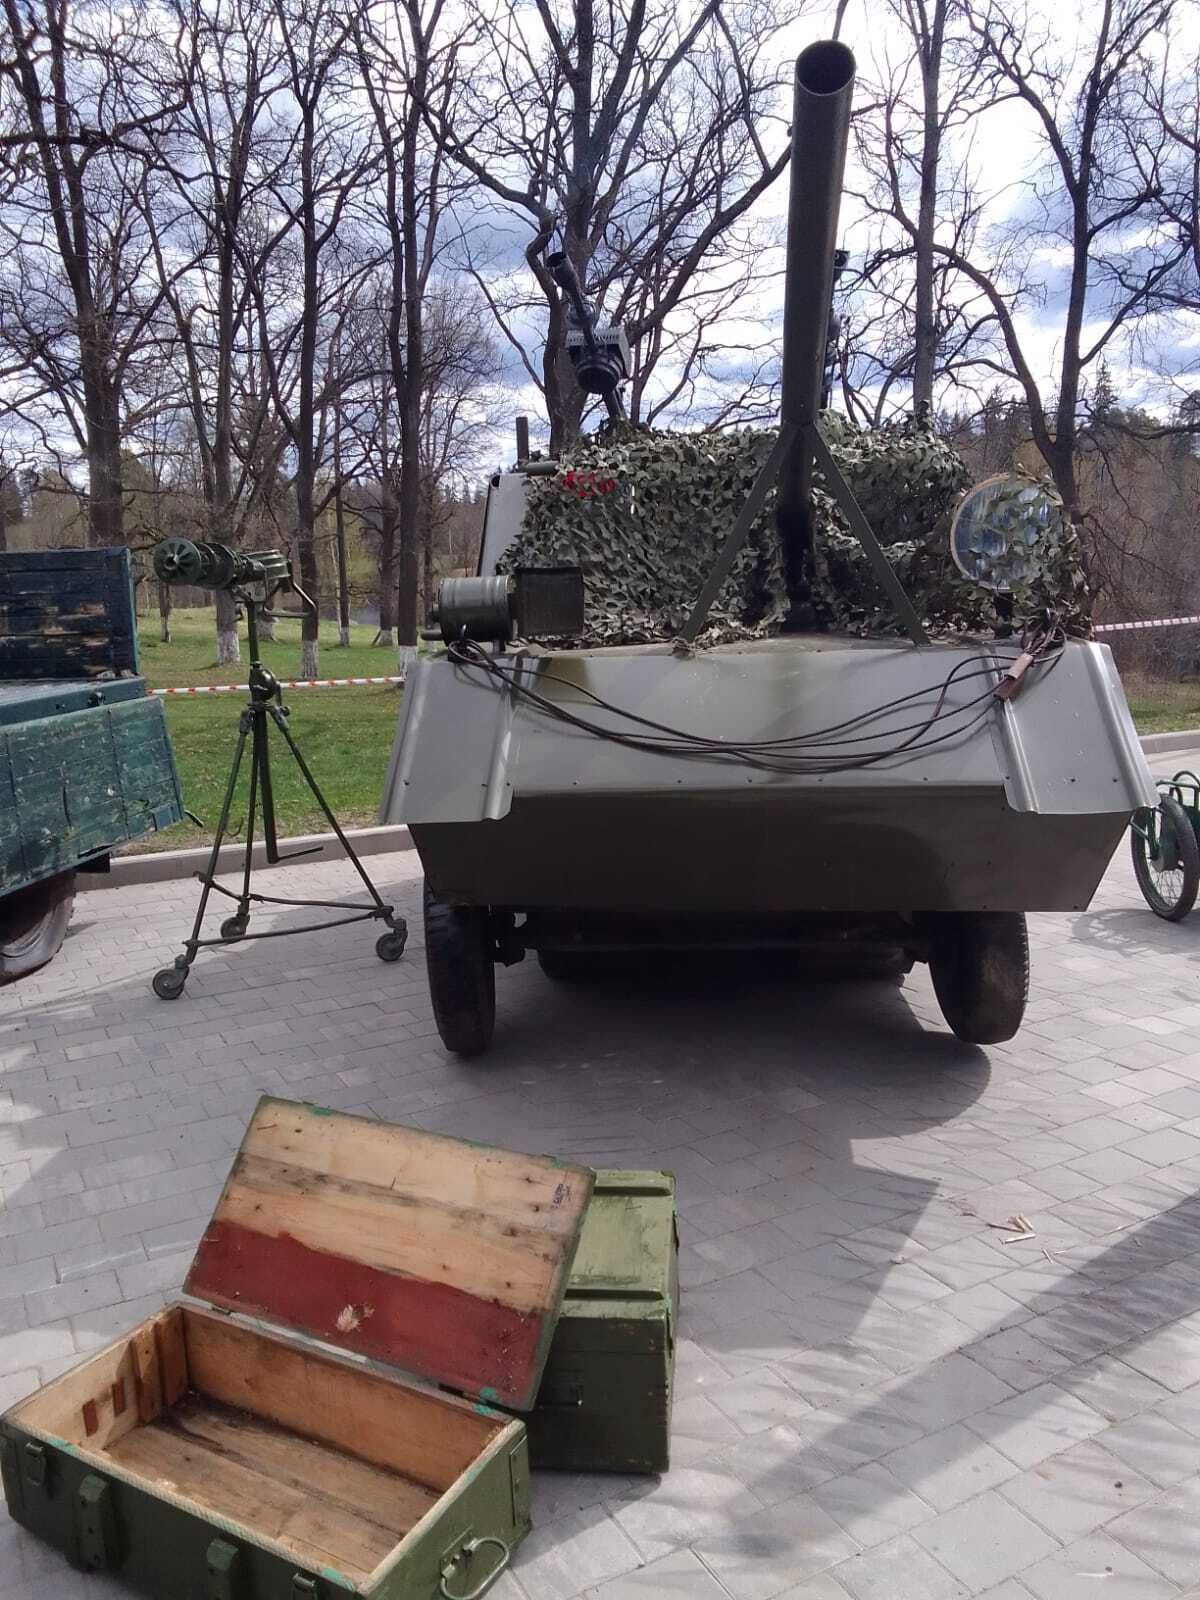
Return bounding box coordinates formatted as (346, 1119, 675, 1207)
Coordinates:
(152, 967, 187, 1000)
(423, 882, 495, 1056)
(376, 928, 407, 962)
(927, 910, 1029, 1045)
(1131, 797, 1199, 922)
(220, 916, 247, 942)
(0, 871, 77, 986)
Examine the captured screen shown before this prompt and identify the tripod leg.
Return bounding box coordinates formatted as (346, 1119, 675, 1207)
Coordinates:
(153, 717, 251, 998)
(222, 708, 262, 940)
(258, 705, 282, 864)
(268, 707, 400, 920)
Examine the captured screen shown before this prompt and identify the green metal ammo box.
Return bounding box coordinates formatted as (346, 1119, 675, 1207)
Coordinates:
(0, 1099, 595, 1600)
(525, 1170, 678, 1475)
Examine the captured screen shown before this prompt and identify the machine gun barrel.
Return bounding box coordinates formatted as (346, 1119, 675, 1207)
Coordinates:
(776, 39, 856, 614)
(152, 539, 292, 594)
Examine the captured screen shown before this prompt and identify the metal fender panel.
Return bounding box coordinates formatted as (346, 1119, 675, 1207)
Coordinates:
(384, 636, 1153, 915)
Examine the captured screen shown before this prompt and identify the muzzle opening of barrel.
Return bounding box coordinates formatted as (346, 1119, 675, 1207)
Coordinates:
(795, 41, 855, 97)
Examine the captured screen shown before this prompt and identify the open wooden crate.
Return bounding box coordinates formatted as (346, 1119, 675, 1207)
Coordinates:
(2, 1099, 594, 1600)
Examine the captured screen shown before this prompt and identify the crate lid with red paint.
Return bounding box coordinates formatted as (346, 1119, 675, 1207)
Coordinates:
(183, 1097, 595, 1411)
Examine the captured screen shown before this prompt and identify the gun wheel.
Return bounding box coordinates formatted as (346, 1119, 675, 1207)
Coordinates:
(1131, 797, 1199, 921)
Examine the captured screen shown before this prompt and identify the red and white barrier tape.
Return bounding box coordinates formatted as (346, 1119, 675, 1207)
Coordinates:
(154, 675, 404, 696)
(1094, 615, 1200, 635)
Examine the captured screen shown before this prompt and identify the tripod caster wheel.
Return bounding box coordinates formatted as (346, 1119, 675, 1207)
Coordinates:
(152, 968, 187, 1000)
(220, 917, 248, 942)
(376, 929, 407, 963)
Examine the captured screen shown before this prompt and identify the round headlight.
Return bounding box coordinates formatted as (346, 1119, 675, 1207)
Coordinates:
(949, 474, 1065, 591)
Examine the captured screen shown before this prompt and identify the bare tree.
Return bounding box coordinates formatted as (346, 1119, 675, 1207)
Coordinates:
(0, 0, 190, 543)
(431, 0, 802, 451)
(253, 0, 378, 676)
(133, 0, 297, 660)
(850, 0, 995, 413)
(354, 0, 466, 666)
(923, 0, 1185, 524)
(342, 312, 402, 648)
(417, 281, 503, 605)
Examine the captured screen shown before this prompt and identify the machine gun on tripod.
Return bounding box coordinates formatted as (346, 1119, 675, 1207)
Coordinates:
(149, 539, 407, 1000)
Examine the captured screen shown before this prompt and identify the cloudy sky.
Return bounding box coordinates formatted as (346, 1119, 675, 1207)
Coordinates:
(473, 0, 1199, 469)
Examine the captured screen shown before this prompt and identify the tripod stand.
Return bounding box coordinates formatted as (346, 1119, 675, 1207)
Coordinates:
(152, 590, 407, 999)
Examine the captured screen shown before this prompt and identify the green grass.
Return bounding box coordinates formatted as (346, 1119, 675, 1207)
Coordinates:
(137, 606, 392, 687)
(135, 608, 403, 851)
(1123, 673, 1200, 736)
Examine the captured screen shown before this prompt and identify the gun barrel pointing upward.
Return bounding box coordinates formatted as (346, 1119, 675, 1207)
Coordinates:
(775, 39, 856, 619)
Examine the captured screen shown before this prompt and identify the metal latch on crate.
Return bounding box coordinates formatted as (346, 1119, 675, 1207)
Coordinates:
(206, 1538, 243, 1599)
(291, 1575, 320, 1598)
(24, 1440, 47, 1487)
(76, 1474, 118, 1571)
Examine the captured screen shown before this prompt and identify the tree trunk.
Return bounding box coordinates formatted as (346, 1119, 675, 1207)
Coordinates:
(213, 589, 239, 663)
(421, 496, 434, 621)
(157, 580, 171, 644)
(396, 428, 421, 658)
(334, 482, 351, 646)
(544, 294, 587, 453)
(297, 505, 320, 679)
(1049, 442, 1081, 526)
(83, 373, 124, 547)
(258, 612, 276, 642)
(296, 482, 320, 677)
(912, 0, 946, 412)
(295, 103, 320, 684)
(377, 496, 397, 643)
(395, 419, 420, 680)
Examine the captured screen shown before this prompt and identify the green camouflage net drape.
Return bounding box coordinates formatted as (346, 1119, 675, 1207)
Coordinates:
(501, 414, 1090, 646)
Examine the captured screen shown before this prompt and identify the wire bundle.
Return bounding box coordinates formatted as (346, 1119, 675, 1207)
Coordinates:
(446, 621, 1066, 777)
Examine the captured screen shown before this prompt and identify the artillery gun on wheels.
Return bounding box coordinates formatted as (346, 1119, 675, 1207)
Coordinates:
(382, 40, 1155, 1057)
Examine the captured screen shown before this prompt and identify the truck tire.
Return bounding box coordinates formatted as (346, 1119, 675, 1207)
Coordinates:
(928, 910, 1028, 1045)
(0, 871, 77, 986)
(423, 882, 495, 1057)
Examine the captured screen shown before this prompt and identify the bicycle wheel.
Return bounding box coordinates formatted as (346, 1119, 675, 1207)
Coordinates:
(1130, 796, 1200, 921)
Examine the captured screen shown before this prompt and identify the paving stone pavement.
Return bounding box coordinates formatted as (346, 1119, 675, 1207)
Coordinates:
(2, 834, 1200, 1600)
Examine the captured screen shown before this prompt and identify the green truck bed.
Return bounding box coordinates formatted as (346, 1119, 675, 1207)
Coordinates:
(0, 549, 182, 980)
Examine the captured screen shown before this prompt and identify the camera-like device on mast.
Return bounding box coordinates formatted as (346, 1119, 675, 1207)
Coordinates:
(546, 251, 631, 419)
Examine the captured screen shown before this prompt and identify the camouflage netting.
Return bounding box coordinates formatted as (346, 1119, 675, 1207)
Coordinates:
(501, 414, 1091, 646)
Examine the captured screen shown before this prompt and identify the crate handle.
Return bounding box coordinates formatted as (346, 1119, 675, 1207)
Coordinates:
(438, 1535, 510, 1600)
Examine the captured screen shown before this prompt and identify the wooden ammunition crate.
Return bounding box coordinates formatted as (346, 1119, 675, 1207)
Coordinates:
(1, 1099, 594, 1600)
(526, 1171, 677, 1475)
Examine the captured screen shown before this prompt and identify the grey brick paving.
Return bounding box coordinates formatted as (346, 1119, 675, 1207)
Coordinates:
(2, 838, 1200, 1597)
